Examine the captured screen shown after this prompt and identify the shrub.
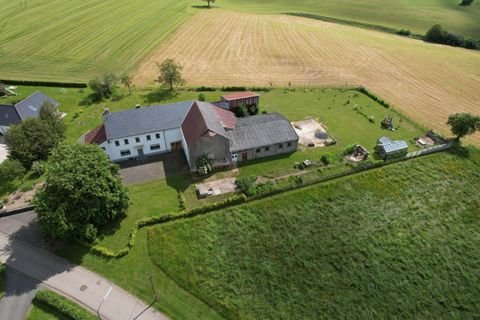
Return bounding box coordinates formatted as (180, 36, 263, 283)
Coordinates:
(222, 86, 247, 91)
(247, 104, 259, 115)
(197, 154, 213, 176)
(178, 192, 187, 211)
(343, 144, 357, 156)
(0, 159, 25, 183)
(198, 93, 206, 101)
(34, 290, 97, 320)
(424, 24, 478, 49)
(460, 0, 474, 5)
(235, 176, 257, 196)
(397, 29, 411, 36)
(234, 105, 246, 117)
(195, 86, 216, 91)
(321, 153, 336, 166)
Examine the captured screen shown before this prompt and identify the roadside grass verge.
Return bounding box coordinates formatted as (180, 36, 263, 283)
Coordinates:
(148, 149, 480, 319)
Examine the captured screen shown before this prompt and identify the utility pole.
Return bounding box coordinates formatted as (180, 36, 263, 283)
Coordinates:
(132, 273, 158, 320)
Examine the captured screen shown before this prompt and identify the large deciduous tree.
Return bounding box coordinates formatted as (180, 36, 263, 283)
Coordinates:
(34, 143, 130, 242)
(120, 73, 133, 95)
(88, 73, 118, 101)
(4, 103, 65, 168)
(156, 59, 185, 91)
(447, 113, 480, 140)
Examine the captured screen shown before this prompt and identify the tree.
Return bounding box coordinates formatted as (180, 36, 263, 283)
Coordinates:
(447, 113, 480, 140)
(4, 108, 65, 169)
(156, 59, 185, 91)
(34, 143, 130, 242)
(203, 0, 215, 7)
(0, 159, 25, 184)
(39, 102, 66, 138)
(88, 73, 118, 100)
(460, 0, 474, 6)
(425, 24, 446, 44)
(120, 73, 133, 95)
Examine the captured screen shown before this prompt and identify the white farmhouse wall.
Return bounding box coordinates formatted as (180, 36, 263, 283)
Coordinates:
(103, 128, 183, 162)
(0, 126, 8, 135)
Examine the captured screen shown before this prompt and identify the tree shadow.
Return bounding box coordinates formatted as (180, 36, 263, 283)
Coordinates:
(142, 89, 179, 104)
(447, 143, 470, 159)
(191, 5, 215, 9)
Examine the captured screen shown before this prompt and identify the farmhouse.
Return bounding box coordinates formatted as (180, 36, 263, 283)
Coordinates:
(376, 136, 408, 160)
(85, 101, 298, 171)
(219, 91, 260, 110)
(0, 91, 59, 135)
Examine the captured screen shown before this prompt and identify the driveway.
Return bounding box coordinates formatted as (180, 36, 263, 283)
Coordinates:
(120, 151, 189, 186)
(0, 135, 7, 164)
(0, 211, 168, 320)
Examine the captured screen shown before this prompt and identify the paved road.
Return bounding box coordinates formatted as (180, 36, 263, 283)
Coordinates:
(0, 211, 168, 320)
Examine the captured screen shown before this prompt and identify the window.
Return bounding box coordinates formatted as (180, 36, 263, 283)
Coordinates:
(146, 135, 151, 141)
(115, 141, 120, 147)
(150, 144, 160, 151)
(155, 133, 160, 139)
(278, 143, 283, 149)
(256, 148, 261, 153)
(135, 137, 140, 143)
(265, 146, 270, 152)
(101, 147, 106, 151)
(124, 139, 129, 145)
(287, 142, 292, 147)
(120, 150, 131, 156)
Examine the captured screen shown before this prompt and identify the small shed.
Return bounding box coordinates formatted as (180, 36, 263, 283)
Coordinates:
(220, 92, 260, 110)
(376, 136, 408, 160)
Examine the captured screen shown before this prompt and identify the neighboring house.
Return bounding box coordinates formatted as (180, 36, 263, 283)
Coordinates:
(218, 92, 260, 110)
(0, 91, 60, 135)
(85, 100, 298, 171)
(376, 136, 408, 160)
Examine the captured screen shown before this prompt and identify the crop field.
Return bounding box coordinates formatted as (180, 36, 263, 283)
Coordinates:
(0, 0, 194, 81)
(221, 0, 480, 39)
(149, 148, 480, 319)
(134, 10, 480, 144)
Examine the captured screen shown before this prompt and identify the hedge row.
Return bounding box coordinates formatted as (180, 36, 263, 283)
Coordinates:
(1, 79, 87, 88)
(356, 86, 392, 109)
(89, 194, 248, 258)
(34, 290, 96, 320)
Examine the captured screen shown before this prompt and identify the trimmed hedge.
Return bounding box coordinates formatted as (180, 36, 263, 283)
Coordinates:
(89, 194, 248, 258)
(0, 79, 87, 88)
(34, 290, 96, 320)
(356, 86, 391, 108)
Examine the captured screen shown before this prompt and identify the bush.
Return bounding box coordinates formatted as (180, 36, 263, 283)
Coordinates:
(321, 153, 336, 166)
(234, 105, 246, 117)
(198, 93, 206, 101)
(178, 192, 186, 211)
(222, 86, 247, 91)
(34, 290, 97, 320)
(342, 144, 357, 156)
(397, 29, 411, 36)
(424, 24, 478, 49)
(460, 0, 474, 5)
(0, 159, 25, 183)
(196, 154, 213, 176)
(195, 86, 216, 92)
(247, 104, 259, 115)
(235, 176, 257, 196)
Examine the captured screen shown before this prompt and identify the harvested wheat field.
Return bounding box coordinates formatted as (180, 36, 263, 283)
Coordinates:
(135, 10, 480, 143)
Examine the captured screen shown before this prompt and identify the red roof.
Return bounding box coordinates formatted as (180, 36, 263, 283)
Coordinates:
(213, 106, 236, 130)
(221, 91, 259, 101)
(85, 124, 106, 145)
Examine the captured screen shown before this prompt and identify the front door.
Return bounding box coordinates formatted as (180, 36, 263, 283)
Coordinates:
(170, 141, 182, 151)
(242, 152, 248, 161)
(137, 148, 144, 158)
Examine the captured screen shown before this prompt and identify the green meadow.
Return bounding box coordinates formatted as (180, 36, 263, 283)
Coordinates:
(221, 0, 480, 38)
(0, 0, 194, 81)
(149, 148, 480, 319)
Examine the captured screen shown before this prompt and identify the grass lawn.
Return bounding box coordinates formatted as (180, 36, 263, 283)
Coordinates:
(219, 0, 480, 39)
(148, 147, 480, 319)
(0, 0, 195, 82)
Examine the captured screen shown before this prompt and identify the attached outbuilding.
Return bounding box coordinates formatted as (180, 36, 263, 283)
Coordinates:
(376, 136, 408, 160)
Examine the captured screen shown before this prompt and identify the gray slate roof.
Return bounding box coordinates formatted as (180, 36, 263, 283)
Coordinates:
(15, 91, 60, 121)
(0, 105, 21, 127)
(377, 136, 408, 153)
(104, 101, 194, 140)
(227, 113, 298, 152)
(196, 101, 228, 138)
